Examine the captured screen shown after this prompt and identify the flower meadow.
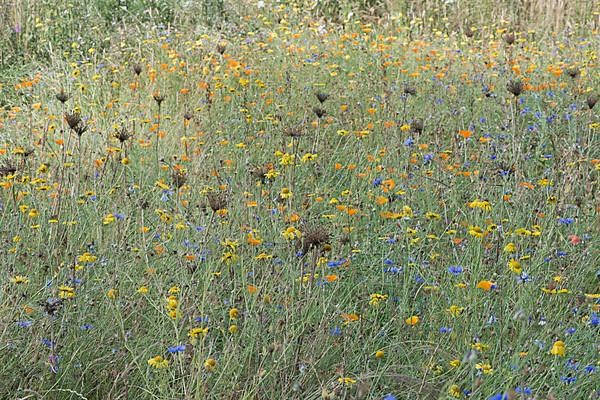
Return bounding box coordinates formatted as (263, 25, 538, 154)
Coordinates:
(0, 2, 599, 399)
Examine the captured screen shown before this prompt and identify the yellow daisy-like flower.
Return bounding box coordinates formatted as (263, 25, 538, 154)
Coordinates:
(10, 275, 30, 284)
(147, 355, 169, 369)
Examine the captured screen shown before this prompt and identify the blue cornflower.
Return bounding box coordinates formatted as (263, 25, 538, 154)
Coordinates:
(372, 177, 383, 186)
(488, 394, 508, 400)
(439, 327, 452, 334)
(16, 320, 33, 328)
(383, 394, 397, 400)
(168, 344, 186, 353)
(515, 387, 532, 395)
(80, 324, 94, 330)
(403, 137, 414, 147)
(330, 327, 342, 336)
(584, 365, 597, 374)
(558, 217, 574, 225)
(448, 265, 463, 275)
(560, 376, 576, 384)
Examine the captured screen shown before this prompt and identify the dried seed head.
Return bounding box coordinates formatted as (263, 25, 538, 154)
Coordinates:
(403, 86, 417, 96)
(207, 192, 228, 212)
(74, 123, 88, 137)
(586, 94, 598, 109)
(285, 127, 304, 138)
(133, 63, 143, 76)
(183, 111, 193, 121)
(316, 92, 329, 103)
(313, 107, 326, 119)
(503, 32, 515, 45)
(0, 162, 17, 176)
(464, 27, 475, 38)
(216, 42, 227, 55)
(411, 118, 424, 133)
(506, 79, 524, 97)
(56, 89, 70, 104)
(250, 164, 271, 183)
(153, 92, 165, 106)
(65, 112, 82, 130)
(299, 224, 330, 253)
(114, 126, 132, 143)
(566, 67, 580, 79)
(171, 170, 187, 188)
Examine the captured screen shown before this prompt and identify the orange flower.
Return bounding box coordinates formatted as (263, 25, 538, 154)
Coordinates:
(458, 130, 472, 139)
(476, 280, 496, 291)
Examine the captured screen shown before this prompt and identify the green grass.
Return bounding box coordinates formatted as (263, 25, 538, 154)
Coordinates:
(0, 1, 599, 399)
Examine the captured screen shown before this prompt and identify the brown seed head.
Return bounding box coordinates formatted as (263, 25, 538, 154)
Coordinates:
(586, 93, 597, 109)
(503, 32, 515, 45)
(313, 107, 326, 118)
(566, 67, 580, 79)
(65, 112, 82, 130)
(133, 63, 143, 76)
(216, 42, 227, 55)
(506, 79, 524, 97)
(171, 170, 187, 188)
(153, 92, 165, 106)
(114, 126, 132, 143)
(56, 89, 70, 104)
(299, 224, 329, 253)
(316, 92, 329, 103)
(207, 192, 228, 212)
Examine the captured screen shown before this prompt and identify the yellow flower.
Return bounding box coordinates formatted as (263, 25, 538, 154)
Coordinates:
(447, 305, 464, 317)
(504, 242, 516, 252)
(405, 315, 420, 325)
(58, 285, 76, 299)
(280, 187, 293, 199)
(137, 286, 149, 294)
(337, 377, 357, 386)
(229, 308, 239, 319)
(228, 324, 238, 334)
(10, 275, 29, 284)
(148, 355, 169, 369)
(102, 214, 116, 225)
(475, 363, 493, 374)
(204, 358, 217, 371)
(107, 289, 118, 299)
(449, 359, 461, 368)
(375, 350, 385, 359)
(508, 259, 522, 274)
(281, 226, 302, 240)
(448, 384, 461, 398)
(550, 340, 565, 356)
(369, 293, 388, 306)
(188, 327, 209, 339)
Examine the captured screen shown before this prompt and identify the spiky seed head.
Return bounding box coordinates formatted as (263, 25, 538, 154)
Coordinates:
(506, 79, 524, 97)
(65, 112, 82, 130)
(153, 92, 165, 106)
(171, 170, 187, 188)
(300, 225, 330, 253)
(56, 89, 70, 104)
(133, 63, 143, 76)
(207, 192, 227, 212)
(586, 94, 598, 110)
(404, 86, 417, 96)
(316, 92, 329, 103)
(114, 127, 132, 143)
(411, 118, 424, 133)
(566, 67, 580, 79)
(183, 111, 193, 121)
(503, 32, 515, 45)
(313, 107, 326, 118)
(216, 42, 227, 55)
